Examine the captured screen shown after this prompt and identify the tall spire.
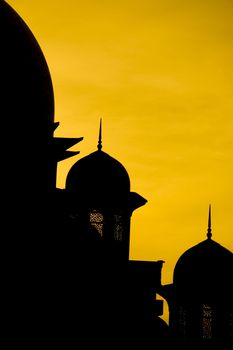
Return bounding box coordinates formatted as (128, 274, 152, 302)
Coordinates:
(207, 204, 212, 239)
(97, 118, 102, 151)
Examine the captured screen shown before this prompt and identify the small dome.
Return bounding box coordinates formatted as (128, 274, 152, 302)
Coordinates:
(66, 150, 130, 206)
(173, 238, 233, 298)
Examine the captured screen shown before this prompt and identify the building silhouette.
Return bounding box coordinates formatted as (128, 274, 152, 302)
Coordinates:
(50, 120, 170, 346)
(2, 1, 232, 347)
(160, 206, 233, 348)
(1, 0, 82, 344)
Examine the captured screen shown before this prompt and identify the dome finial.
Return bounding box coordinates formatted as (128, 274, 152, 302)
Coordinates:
(207, 204, 212, 239)
(97, 118, 102, 151)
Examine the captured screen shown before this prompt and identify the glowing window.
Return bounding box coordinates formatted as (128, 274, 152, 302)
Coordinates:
(90, 210, 103, 236)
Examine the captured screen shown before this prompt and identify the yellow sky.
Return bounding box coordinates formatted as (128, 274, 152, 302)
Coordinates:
(8, 0, 233, 320)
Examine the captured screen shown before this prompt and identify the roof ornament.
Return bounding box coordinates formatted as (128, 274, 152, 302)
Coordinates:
(97, 118, 103, 151)
(207, 204, 212, 240)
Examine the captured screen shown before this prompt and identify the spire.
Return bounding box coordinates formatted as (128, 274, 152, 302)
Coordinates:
(97, 118, 102, 151)
(207, 204, 212, 239)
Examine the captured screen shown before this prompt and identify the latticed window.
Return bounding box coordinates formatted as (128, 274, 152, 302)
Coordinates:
(90, 210, 104, 236)
(113, 214, 123, 241)
(202, 304, 212, 339)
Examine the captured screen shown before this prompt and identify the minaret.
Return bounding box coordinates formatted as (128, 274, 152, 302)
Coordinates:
(97, 118, 102, 151)
(207, 204, 212, 240)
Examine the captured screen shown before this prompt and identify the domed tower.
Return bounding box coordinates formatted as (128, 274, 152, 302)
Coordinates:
(65, 120, 147, 262)
(167, 206, 233, 347)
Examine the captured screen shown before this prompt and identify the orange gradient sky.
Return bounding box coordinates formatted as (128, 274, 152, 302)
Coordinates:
(8, 0, 233, 315)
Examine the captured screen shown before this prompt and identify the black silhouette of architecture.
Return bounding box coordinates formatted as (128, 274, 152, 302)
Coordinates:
(59, 120, 170, 344)
(1, 0, 82, 341)
(1, 1, 168, 345)
(161, 206, 233, 348)
(2, 1, 232, 347)
(1, 0, 83, 233)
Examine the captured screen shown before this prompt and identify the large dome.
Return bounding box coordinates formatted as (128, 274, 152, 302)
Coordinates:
(66, 149, 131, 206)
(0, 1, 54, 141)
(173, 238, 233, 298)
(0, 1, 56, 214)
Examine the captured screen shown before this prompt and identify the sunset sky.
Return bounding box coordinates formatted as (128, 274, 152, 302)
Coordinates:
(8, 0, 233, 321)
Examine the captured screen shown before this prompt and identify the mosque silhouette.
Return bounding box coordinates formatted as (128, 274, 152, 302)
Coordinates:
(2, 1, 232, 347)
